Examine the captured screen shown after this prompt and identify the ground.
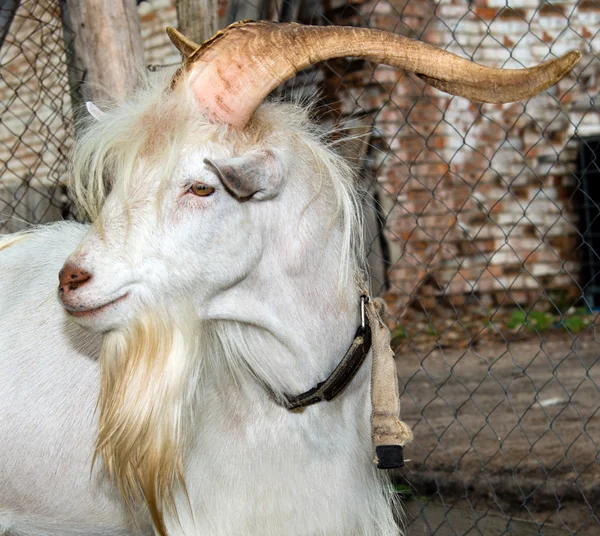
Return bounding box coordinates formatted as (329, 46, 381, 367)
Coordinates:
(393, 326, 600, 535)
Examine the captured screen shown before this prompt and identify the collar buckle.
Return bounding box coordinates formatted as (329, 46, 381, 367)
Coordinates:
(360, 294, 369, 330)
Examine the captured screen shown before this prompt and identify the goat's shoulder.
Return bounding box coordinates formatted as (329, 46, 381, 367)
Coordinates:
(0, 222, 88, 314)
(0, 222, 88, 277)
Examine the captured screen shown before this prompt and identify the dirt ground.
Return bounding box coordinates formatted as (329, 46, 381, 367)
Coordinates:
(394, 328, 600, 534)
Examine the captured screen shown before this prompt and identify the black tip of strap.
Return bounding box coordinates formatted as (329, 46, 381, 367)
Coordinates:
(376, 445, 404, 469)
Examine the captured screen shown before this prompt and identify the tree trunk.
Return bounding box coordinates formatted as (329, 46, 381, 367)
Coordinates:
(176, 0, 217, 45)
(61, 0, 144, 115)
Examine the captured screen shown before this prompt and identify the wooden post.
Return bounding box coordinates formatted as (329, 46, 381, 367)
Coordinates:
(61, 0, 145, 113)
(176, 0, 218, 45)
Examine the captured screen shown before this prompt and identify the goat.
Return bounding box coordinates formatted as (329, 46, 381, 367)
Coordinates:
(0, 21, 579, 536)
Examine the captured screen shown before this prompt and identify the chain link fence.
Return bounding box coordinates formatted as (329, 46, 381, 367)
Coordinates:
(1, 0, 599, 534)
(0, 0, 76, 233)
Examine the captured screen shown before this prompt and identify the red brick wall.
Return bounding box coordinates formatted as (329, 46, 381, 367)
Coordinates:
(326, 0, 598, 317)
(139, 0, 178, 65)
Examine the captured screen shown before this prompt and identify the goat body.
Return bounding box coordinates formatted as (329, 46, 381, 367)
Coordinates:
(0, 87, 399, 535)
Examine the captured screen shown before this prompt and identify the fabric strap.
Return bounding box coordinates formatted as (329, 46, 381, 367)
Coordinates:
(366, 298, 413, 468)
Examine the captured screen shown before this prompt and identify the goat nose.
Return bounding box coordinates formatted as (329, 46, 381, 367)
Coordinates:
(58, 264, 92, 293)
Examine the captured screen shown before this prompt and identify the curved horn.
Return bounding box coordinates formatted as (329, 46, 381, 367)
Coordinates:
(168, 21, 581, 129)
(166, 26, 200, 58)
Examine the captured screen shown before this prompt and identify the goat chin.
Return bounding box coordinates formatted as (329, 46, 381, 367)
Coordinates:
(97, 305, 201, 536)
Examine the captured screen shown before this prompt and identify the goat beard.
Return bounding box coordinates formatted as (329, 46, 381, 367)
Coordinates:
(95, 305, 200, 536)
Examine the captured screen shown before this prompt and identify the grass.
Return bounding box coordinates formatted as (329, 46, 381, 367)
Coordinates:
(392, 484, 429, 502)
(506, 308, 594, 335)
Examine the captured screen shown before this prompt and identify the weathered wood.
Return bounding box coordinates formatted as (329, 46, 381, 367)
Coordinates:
(176, 0, 217, 45)
(61, 0, 144, 111)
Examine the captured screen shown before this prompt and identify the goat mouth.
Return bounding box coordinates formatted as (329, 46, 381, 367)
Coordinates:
(65, 293, 129, 317)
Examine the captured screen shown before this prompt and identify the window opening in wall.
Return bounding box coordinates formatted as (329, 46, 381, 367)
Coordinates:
(577, 135, 600, 308)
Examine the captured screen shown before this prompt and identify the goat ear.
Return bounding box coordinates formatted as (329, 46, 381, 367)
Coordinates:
(204, 151, 283, 201)
(85, 102, 105, 121)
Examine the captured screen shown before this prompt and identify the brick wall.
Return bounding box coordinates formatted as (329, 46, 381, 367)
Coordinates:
(325, 0, 599, 317)
(138, 0, 179, 66)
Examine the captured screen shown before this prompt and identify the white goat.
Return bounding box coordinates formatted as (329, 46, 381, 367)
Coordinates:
(0, 21, 578, 536)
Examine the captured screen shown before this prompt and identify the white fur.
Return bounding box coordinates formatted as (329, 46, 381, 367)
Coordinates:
(0, 76, 400, 536)
(0, 223, 151, 536)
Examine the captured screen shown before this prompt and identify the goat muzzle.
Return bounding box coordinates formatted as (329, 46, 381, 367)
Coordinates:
(59, 264, 93, 293)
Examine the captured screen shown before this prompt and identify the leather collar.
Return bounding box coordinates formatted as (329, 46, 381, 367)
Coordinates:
(275, 295, 372, 412)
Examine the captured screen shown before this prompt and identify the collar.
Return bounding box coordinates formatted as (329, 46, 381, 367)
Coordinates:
(273, 295, 372, 412)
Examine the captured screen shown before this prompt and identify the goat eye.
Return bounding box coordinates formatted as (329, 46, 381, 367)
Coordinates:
(189, 183, 215, 197)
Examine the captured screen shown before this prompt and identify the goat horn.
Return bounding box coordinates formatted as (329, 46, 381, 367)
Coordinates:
(167, 26, 200, 58)
(168, 21, 581, 129)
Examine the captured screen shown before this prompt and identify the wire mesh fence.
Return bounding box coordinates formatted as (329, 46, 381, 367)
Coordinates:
(1, 0, 599, 534)
(0, 0, 76, 233)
